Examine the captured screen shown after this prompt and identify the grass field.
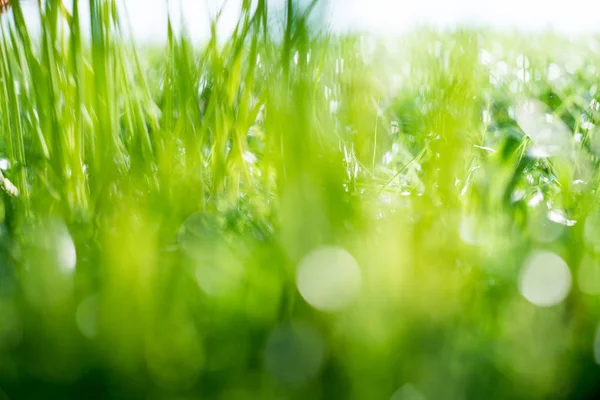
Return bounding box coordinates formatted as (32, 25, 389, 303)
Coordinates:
(0, 0, 600, 399)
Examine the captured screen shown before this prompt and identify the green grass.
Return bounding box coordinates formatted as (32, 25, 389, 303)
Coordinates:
(0, 0, 600, 398)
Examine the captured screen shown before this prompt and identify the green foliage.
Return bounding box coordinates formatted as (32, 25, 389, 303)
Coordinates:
(0, 1, 599, 399)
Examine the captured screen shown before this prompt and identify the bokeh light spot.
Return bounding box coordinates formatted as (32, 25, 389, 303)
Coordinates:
(519, 251, 571, 307)
(578, 255, 600, 295)
(264, 321, 325, 385)
(76, 295, 99, 339)
(296, 246, 362, 312)
(594, 323, 600, 365)
(391, 384, 426, 400)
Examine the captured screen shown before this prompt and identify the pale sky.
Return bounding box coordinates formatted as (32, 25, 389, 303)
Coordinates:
(20, 0, 600, 41)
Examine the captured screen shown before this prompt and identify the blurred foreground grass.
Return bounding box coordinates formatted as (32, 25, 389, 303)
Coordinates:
(1, 0, 600, 399)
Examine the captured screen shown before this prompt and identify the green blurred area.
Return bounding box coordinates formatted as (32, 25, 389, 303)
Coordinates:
(0, 0, 600, 398)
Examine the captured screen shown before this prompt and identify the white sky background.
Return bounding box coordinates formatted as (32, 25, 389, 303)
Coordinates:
(20, 0, 600, 41)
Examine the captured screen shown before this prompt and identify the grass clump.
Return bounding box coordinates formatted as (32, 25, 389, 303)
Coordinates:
(0, 0, 599, 399)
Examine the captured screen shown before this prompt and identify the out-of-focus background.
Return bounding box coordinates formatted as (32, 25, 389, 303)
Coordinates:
(21, 0, 600, 41)
(1, 0, 600, 399)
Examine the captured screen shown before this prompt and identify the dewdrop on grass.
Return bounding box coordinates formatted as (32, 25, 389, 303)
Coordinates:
(515, 99, 572, 158)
